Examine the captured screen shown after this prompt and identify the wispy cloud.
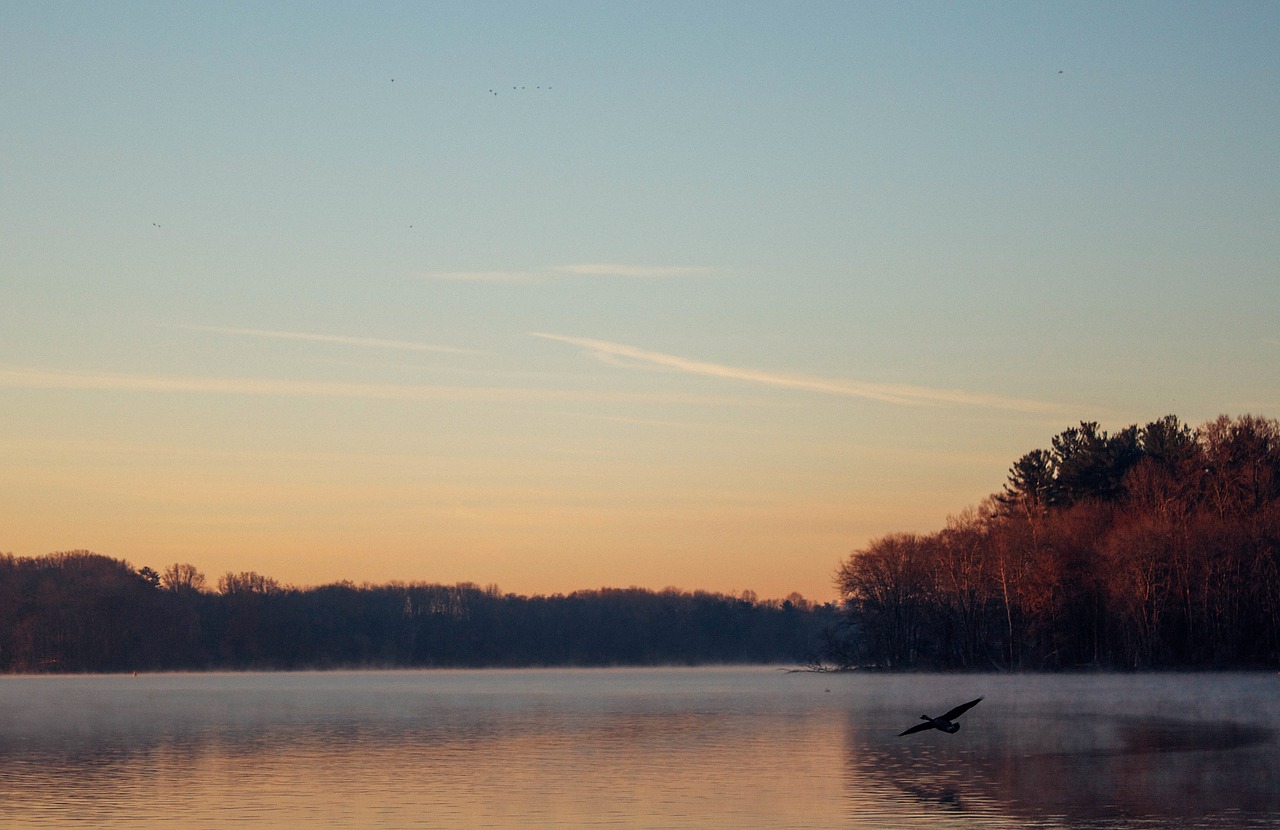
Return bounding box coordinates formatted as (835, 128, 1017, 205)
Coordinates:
(423, 270, 541, 283)
(552, 263, 712, 278)
(173, 325, 477, 354)
(531, 333, 1061, 414)
(424, 263, 712, 283)
(0, 364, 734, 406)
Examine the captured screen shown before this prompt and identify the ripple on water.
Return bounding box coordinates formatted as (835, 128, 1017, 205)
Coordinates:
(1, 669, 1278, 829)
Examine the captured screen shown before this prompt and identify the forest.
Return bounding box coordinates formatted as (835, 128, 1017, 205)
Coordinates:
(7, 412, 1276, 674)
(0, 553, 836, 672)
(831, 414, 1280, 670)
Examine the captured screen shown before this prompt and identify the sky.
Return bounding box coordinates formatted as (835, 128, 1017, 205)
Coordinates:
(2, 2, 1278, 601)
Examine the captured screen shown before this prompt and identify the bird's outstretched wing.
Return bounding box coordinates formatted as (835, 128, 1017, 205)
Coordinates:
(898, 721, 935, 736)
(940, 697, 983, 721)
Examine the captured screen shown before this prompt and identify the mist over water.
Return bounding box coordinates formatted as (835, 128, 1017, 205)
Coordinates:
(839, 673, 1280, 828)
(2, 669, 1277, 829)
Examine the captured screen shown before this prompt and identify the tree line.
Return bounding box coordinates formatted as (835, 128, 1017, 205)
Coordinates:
(0, 553, 836, 672)
(831, 414, 1280, 670)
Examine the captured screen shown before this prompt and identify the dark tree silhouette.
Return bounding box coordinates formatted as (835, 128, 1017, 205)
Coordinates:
(833, 414, 1280, 670)
(0, 556, 837, 672)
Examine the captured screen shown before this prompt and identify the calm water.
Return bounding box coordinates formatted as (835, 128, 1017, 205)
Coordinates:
(1, 668, 1277, 829)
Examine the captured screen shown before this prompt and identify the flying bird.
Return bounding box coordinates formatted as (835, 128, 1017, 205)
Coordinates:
(898, 697, 983, 736)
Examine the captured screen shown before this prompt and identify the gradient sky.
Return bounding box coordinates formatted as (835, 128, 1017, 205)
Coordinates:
(2, 2, 1277, 600)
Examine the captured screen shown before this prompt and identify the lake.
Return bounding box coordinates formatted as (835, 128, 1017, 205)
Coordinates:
(1, 668, 1277, 828)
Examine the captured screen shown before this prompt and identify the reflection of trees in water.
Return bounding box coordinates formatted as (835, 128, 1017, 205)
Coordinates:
(844, 710, 1280, 826)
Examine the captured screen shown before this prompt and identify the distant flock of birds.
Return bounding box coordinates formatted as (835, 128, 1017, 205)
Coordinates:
(488, 86, 550, 95)
(150, 81, 551, 229)
(151, 69, 1065, 230)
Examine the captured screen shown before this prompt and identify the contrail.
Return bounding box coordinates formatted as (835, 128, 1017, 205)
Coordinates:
(172, 325, 477, 354)
(531, 332, 1060, 413)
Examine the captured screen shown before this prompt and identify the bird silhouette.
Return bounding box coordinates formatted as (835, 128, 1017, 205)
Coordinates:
(898, 697, 983, 736)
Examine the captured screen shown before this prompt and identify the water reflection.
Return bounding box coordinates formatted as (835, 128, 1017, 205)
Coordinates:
(0, 669, 845, 830)
(840, 674, 1280, 829)
(3, 670, 1279, 829)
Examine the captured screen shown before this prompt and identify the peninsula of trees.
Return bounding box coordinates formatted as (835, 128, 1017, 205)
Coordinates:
(0, 554, 835, 673)
(832, 414, 1280, 670)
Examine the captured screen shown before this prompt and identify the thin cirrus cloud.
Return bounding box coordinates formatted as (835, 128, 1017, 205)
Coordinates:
(0, 363, 728, 406)
(531, 332, 1062, 414)
(172, 324, 478, 354)
(424, 263, 712, 282)
(554, 264, 712, 278)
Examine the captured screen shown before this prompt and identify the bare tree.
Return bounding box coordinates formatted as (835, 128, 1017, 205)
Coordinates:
(217, 571, 281, 595)
(161, 563, 206, 594)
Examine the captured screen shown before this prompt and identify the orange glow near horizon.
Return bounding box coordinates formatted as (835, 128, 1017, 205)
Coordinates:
(1, 417, 1004, 602)
(4, 4, 1274, 609)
